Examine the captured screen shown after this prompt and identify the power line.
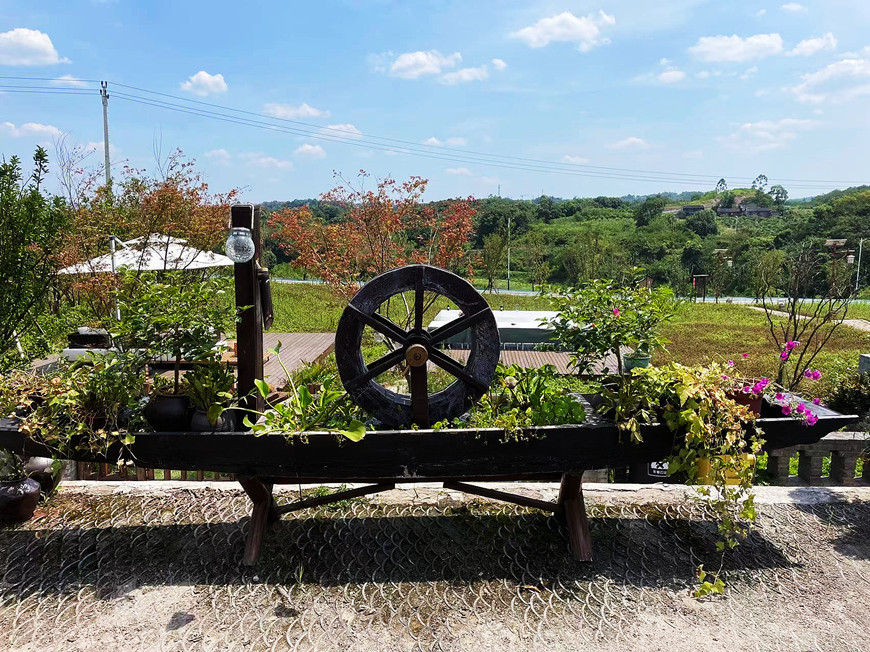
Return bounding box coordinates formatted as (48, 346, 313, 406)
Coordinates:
(0, 78, 864, 189)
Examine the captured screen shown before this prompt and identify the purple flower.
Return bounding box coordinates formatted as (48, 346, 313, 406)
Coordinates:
(796, 403, 806, 414)
(780, 350, 790, 361)
(775, 392, 784, 401)
(727, 360, 735, 367)
(741, 385, 752, 394)
(782, 405, 792, 416)
(804, 369, 813, 378)
(759, 378, 770, 388)
(752, 382, 765, 394)
(612, 307, 620, 317)
(742, 353, 749, 358)
(785, 340, 801, 351)
(721, 374, 730, 380)
(812, 370, 822, 380)
(806, 413, 819, 426)
(812, 397, 821, 405)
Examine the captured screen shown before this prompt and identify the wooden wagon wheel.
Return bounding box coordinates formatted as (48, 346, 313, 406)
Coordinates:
(335, 264, 500, 428)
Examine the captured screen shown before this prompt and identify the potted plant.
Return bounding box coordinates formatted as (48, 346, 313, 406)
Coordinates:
(0, 449, 40, 524)
(183, 360, 236, 431)
(116, 272, 235, 432)
(549, 274, 677, 375)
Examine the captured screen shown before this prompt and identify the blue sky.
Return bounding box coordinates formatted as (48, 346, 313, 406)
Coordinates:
(2, 1, 870, 201)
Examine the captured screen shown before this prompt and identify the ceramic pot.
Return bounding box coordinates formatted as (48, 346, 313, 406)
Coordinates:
(190, 408, 235, 432)
(144, 393, 191, 432)
(0, 478, 40, 524)
(623, 354, 651, 371)
(24, 457, 64, 495)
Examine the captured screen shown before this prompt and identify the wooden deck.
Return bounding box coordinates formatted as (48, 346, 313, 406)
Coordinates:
(262, 332, 335, 388)
(446, 349, 621, 375)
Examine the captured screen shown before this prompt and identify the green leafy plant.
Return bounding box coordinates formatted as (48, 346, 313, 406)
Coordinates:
(238, 343, 366, 442)
(549, 274, 678, 374)
(182, 360, 236, 424)
(465, 363, 586, 436)
(114, 271, 235, 394)
(0, 449, 27, 482)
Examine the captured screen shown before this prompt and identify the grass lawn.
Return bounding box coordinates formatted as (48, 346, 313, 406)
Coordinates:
(269, 282, 556, 334)
(655, 302, 870, 401)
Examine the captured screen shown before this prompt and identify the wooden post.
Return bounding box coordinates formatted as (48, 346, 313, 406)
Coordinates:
(232, 204, 264, 417)
(558, 473, 593, 562)
(238, 476, 276, 566)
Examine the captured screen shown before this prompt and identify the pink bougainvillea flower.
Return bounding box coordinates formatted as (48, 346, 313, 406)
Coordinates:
(812, 397, 821, 405)
(806, 413, 819, 426)
(742, 352, 749, 358)
(741, 385, 752, 394)
(775, 392, 784, 401)
(727, 360, 735, 367)
(780, 350, 790, 361)
(785, 340, 800, 351)
(612, 307, 620, 317)
(796, 403, 806, 414)
(721, 374, 730, 380)
(812, 370, 821, 380)
(804, 369, 813, 378)
(759, 378, 770, 387)
(781, 405, 792, 416)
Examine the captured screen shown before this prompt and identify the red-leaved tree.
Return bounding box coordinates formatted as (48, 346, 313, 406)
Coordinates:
(269, 171, 476, 299)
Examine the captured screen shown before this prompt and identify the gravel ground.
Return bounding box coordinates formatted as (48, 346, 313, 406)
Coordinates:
(2, 482, 869, 651)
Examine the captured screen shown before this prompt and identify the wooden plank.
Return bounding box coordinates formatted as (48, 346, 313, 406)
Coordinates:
(559, 473, 592, 562)
(443, 481, 561, 514)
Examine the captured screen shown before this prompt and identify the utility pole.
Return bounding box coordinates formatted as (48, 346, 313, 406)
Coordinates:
(506, 213, 511, 291)
(857, 238, 865, 292)
(100, 81, 111, 191)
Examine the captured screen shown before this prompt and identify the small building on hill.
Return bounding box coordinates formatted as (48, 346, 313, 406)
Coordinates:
(681, 204, 706, 216)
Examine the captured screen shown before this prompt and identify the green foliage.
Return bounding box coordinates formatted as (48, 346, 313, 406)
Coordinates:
(685, 209, 718, 238)
(115, 271, 235, 393)
(827, 371, 870, 430)
(549, 276, 678, 373)
(182, 361, 235, 417)
(0, 449, 27, 482)
(464, 363, 586, 434)
(633, 195, 667, 228)
(0, 147, 69, 361)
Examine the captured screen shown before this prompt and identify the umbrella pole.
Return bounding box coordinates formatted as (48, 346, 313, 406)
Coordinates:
(110, 235, 121, 321)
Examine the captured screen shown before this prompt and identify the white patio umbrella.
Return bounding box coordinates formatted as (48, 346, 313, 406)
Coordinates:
(58, 234, 234, 275)
(58, 234, 234, 321)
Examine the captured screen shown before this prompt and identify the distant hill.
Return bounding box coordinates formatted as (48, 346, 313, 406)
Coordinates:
(787, 185, 870, 207)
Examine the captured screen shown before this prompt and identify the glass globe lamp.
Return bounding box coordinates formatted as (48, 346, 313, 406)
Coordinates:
(225, 227, 255, 263)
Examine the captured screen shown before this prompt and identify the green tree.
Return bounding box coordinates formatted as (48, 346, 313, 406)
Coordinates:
(634, 195, 667, 228)
(685, 209, 718, 237)
(480, 232, 507, 291)
(523, 231, 550, 292)
(769, 185, 788, 210)
(535, 195, 561, 223)
(715, 178, 728, 195)
(0, 147, 68, 364)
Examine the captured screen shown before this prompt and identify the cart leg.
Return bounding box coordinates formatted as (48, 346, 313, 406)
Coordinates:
(558, 473, 593, 562)
(238, 476, 276, 566)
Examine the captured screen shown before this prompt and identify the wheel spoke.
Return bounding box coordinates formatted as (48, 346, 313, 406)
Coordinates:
(428, 308, 490, 346)
(414, 279, 425, 332)
(347, 304, 409, 343)
(428, 348, 489, 393)
(345, 348, 406, 388)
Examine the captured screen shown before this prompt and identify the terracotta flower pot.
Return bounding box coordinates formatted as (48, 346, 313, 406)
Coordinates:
(729, 391, 762, 416)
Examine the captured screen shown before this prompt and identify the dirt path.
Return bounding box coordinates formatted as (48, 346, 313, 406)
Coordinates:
(748, 305, 870, 333)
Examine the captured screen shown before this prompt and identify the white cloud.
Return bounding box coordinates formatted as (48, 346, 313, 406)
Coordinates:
(50, 74, 87, 88)
(204, 148, 231, 163)
(440, 65, 489, 85)
(561, 155, 590, 164)
(657, 69, 686, 83)
(717, 117, 818, 152)
(321, 123, 363, 139)
(264, 102, 330, 119)
(756, 9, 767, 16)
(689, 33, 783, 62)
(788, 57, 870, 103)
(241, 153, 293, 169)
(607, 136, 650, 150)
(740, 66, 758, 79)
(389, 50, 461, 79)
(84, 141, 119, 157)
(1, 121, 61, 138)
(509, 10, 616, 52)
(787, 33, 837, 57)
(445, 167, 473, 176)
(423, 137, 442, 146)
(491, 58, 507, 70)
(293, 143, 326, 158)
(659, 57, 672, 66)
(180, 71, 228, 96)
(0, 28, 68, 66)
(781, 3, 808, 13)
(446, 137, 466, 146)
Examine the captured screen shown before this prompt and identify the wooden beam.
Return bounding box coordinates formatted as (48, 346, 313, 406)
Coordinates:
(273, 482, 395, 515)
(232, 204, 264, 418)
(558, 473, 592, 562)
(238, 476, 275, 566)
(443, 481, 562, 514)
